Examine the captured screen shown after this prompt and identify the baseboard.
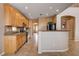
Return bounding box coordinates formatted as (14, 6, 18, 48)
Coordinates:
(38, 48, 69, 54)
(0, 52, 5, 56)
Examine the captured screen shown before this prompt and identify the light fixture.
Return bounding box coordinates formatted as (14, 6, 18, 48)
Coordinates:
(56, 9, 59, 12)
(25, 6, 28, 10)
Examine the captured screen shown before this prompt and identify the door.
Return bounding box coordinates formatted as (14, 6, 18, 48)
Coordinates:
(61, 16, 75, 40)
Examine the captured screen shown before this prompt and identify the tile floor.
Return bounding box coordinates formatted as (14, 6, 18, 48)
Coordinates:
(4, 33, 79, 56)
(14, 40, 79, 56)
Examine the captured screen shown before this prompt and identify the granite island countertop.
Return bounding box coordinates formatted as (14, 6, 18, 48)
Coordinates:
(39, 30, 70, 32)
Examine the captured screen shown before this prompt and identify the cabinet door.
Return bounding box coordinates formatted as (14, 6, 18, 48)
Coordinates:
(15, 13, 22, 26)
(51, 16, 56, 23)
(9, 7, 16, 26)
(15, 13, 19, 26)
(16, 35, 21, 48)
(26, 19, 29, 27)
(4, 5, 11, 25)
(4, 36, 17, 54)
(22, 34, 26, 43)
(4, 4, 16, 26)
(20, 34, 23, 46)
(19, 15, 24, 26)
(22, 18, 29, 27)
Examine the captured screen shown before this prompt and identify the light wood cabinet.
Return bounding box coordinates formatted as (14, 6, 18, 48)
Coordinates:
(51, 16, 56, 23)
(4, 4, 11, 25)
(15, 12, 22, 26)
(38, 16, 56, 31)
(4, 36, 16, 54)
(4, 33, 26, 54)
(4, 4, 29, 27)
(4, 4, 16, 26)
(25, 18, 29, 27)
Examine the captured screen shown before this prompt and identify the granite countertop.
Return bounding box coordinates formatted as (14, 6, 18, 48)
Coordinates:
(39, 30, 70, 32)
(4, 32, 26, 36)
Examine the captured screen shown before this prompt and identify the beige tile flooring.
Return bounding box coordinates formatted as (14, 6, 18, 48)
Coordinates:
(5, 39, 79, 56)
(4, 33, 79, 56)
(39, 40, 79, 56)
(14, 38, 38, 56)
(0, 49, 2, 54)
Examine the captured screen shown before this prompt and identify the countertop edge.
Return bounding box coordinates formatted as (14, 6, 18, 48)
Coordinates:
(39, 30, 70, 32)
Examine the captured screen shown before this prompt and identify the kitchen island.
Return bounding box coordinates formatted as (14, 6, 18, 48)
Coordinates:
(38, 30, 69, 54)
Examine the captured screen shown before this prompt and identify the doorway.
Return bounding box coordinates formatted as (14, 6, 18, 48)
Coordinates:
(61, 16, 75, 40)
(32, 19, 39, 46)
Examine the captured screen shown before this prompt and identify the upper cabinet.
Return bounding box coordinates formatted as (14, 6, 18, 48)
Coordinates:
(15, 12, 22, 26)
(38, 16, 56, 31)
(50, 16, 56, 23)
(4, 4, 16, 26)
(4, 4, 12, 25)
(4, 4, 29, 27)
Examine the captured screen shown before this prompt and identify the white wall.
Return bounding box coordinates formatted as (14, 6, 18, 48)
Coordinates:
(0, 4, 5, 54)
(56, 7, 79, 41)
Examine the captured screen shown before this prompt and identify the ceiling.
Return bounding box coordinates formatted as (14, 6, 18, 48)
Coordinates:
(10, 3, 72, 19)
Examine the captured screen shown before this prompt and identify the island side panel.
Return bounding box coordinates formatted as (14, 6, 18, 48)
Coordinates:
(38, 31, 69, 53)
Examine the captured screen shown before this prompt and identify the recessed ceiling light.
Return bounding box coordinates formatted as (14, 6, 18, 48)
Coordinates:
(25, 6, 28, 10)
(56, 9, 59, 12)
(49, 6, 53, 9)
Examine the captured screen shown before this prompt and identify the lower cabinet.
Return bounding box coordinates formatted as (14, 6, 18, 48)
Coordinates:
(4, 33, 26, 55)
